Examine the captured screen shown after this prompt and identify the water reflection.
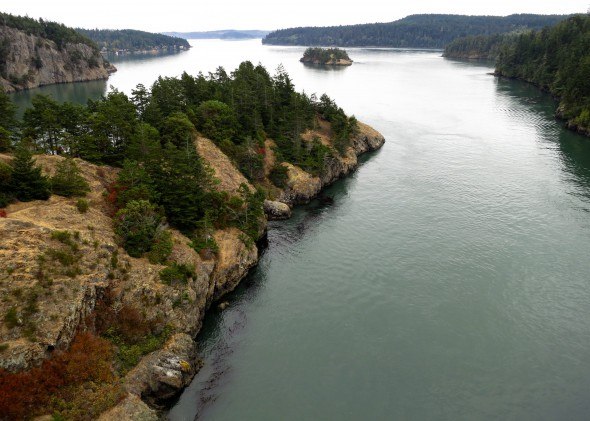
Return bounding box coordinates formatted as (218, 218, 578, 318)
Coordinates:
(494, 77, 590, 200)
(9, 79, 107, 116)
(301, 62, 349, 72)
(105, 49, 188, 64)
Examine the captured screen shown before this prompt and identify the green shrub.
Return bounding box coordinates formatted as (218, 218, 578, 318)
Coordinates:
(50, 158, 90, 197)
(189, 235, 219, 255)
(76, 198, 89, 213)
(51, 230, 72, 243)
(106, 326, 171, 374)
(269, 163, 289, 188)
(4, 307, 18, 328)
(147, 229, 173, 264)
(46, 248, 77, 266)
(114, 200, 163, 258)
(159, 263, 195, 286)
(0, 127, 11, 152)
(8, 144, 50, 202)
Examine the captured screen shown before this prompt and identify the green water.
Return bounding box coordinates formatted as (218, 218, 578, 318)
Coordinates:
(11, 40, 590, 420)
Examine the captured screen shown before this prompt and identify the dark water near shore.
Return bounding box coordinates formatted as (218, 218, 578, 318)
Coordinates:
(12, 40, 590, 420)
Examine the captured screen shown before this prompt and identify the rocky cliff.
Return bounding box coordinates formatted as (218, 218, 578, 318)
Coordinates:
(0, 118, 384, 418)
(275, 120, 385, 206)
(0, 145, 259, 418)
(0, 25, 115, 93)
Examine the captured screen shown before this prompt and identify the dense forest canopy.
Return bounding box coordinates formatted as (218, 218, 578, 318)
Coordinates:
(495, 14, 590, 131)
(0, 61, 357, 237)
(263, 14, 570, 48)
(76, 28, 190, 52)
(0, 12, 97, 50)
(443, 33, 517, 60)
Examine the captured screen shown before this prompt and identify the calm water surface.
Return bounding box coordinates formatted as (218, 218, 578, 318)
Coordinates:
(13, 40, 590, 420)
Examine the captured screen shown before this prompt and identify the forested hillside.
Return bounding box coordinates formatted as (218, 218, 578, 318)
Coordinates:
(0, 61, 357, 229)
(495, 14, 590, 135)
(262, 14, 569, 48)
(443, 33, 516, 60)
(0, 12, 96, 49)
(76, 28, 190, 52)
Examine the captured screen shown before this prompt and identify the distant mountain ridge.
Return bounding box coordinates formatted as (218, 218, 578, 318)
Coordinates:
(262, 14, 571, 48)
(163, 30, 270, 40)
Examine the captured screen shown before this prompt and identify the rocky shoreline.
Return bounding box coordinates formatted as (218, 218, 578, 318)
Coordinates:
(0, 121, 384, 420)
(494, 72, 590, 139)
(300, 57, 353, 66)
(105, 122, 384, 419)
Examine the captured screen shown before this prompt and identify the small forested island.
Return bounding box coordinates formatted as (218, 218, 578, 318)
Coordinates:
(300, 47, 352, 66)
(0, 12, 114, 92)
(0, 61, 384, 419)
(76, 28, 191, 54)
(263, 14, 569, 48)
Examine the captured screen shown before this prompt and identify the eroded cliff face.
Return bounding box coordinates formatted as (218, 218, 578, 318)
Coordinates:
(0, 25, 115, 93)
(0, 145, 259, 418)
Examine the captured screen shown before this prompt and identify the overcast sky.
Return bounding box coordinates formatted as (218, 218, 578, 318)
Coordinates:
(2, 1, 589, 32)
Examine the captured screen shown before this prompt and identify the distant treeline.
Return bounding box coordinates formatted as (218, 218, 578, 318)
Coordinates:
(444, 33, 516, 60)
(76, 28, 190, 52)
(263, 14, 570, 48)
(495, 14, 590, 132)
(163, 30, 269, 40)
(0, 12, 97, 50)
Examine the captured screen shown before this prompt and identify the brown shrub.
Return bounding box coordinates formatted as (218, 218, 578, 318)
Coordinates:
(0, 332, 123, 420)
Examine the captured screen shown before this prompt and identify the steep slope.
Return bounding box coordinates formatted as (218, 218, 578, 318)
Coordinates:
(0, 15, 115, 93)
(0, 113, 384, 418)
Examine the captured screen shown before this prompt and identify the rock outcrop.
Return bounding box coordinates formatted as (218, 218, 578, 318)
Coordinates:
(277, 121, 385, 206)
(0, 147, 258, 416)
(0, 25, 115, 93)
(300, 57, 353, 66)
(263, 200, 292, 220)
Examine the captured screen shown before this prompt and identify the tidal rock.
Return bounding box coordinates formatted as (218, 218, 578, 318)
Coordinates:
(263, 200, 292, 220)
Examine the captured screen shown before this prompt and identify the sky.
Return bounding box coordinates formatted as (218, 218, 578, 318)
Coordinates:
(2, 0, 589, 32)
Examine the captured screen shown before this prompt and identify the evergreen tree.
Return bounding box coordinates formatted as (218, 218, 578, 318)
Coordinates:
(149, 143, 209, 232)
(50, 158, 90, 197)
(0, 161, 13, 207)
(0, 88, 16, 152)
(9, 144, 51, 202)
(114, 199, 163, 257)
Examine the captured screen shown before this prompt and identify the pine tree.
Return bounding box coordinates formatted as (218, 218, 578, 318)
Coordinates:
(50, 158, 90, 197)
(9, 144, 51, 202)
(0, 88, 16, 152)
